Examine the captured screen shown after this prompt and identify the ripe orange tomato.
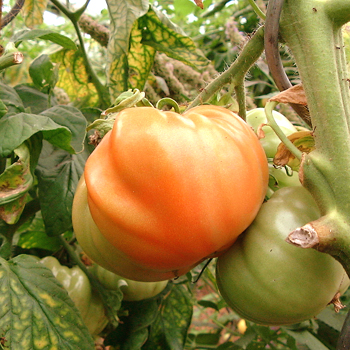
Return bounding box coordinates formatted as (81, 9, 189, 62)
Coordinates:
(73, 105, 268, 281)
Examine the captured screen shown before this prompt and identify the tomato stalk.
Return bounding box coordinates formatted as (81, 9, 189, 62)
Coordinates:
(276, 1, 350, 273)
(186, 26, 265, 119)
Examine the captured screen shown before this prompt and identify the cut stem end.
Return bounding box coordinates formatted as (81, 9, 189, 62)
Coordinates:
(286, 224, 319, 249)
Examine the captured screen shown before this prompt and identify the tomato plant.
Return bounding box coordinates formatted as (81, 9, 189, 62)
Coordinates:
(73, 105, 269, 282)
(216, 186, 350, 326)
(268, 164, 301, 192)
(40, 256, 108, 335)
(89, 263, 168, 301)
(1, 0, 350, 348)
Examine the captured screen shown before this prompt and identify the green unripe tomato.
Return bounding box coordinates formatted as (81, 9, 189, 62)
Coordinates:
(40, 256, 108, 335)
(89, 264, 168, 301)
(268, 164, 301, 191)
(216, 186, 349, 326)
(246, 108, 297, 158)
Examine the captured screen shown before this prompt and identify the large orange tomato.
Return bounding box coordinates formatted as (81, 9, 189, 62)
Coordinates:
(73, 105, 268, 281)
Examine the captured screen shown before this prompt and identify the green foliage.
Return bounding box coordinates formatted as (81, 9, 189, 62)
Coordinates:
(105, 282, 193, 349)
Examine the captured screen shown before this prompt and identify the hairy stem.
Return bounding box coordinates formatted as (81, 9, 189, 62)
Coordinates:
(0, 0, 25, 30)
(264, 0, 311, 125)
(279, 0, 350, 273)
(186, 26, 265, 115)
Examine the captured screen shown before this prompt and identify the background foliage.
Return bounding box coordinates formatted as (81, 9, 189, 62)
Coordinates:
(1, 0, 350, 349)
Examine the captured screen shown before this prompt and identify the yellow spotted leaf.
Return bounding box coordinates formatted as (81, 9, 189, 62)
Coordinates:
(0, 255, 95, 350)
(22, 0, 49, 28)
(106, 0, 208, 97)
(50, 49, 99, 108)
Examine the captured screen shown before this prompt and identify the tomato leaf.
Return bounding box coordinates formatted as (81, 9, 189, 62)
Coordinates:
(0, 82, 25, 118)
(0, 254, 95, 349)
(14, 212, 72, 252)
(0, 134, 42, 224)
(106, 1, 208, 96)
(104, 297, 159, 349)
(13, 29, 77, 50)
(108, 21, 156, 95)
(50, 48, 101, 108)
(0, 99, 7, 118)
(0, 113, 75, 157)
(285, 329, 330, 350)
(39, 105, 87, 153)
(197, 299, 220, 311)
(14, 84, 57, 115)
(29, 54, 59, 91)
(106, 0, 150, 95)
(139, 7, 209, 71)
(36, 142, 89, 236)
(316, 306, 347, 331)
(144, 283, 193, 350)
(21, 0, 48, 28)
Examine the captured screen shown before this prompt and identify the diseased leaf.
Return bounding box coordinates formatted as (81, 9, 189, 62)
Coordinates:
(13, 29, 77, 50)
(270, 84, 308, 106)
(139, 7, 209, 70)
(106, 2, 208, 97)
(106, 0, 150, 95)
(36, 141, 89, 236)
(0, 134, 42, 224)
(14, 212, 72, 251)
(108, 22, 156, 95)
(160, 283, 193, 349)
(0, 254, 95, 349)
(50, 48, 100, 107)
(21, 0, 49, 28)
(144, 283, 193, 350)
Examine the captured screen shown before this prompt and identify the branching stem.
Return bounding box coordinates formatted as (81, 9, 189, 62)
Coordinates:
(186, 26, 265, 119)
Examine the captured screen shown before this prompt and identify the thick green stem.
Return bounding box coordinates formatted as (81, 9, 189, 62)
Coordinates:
(186, 26, 265, 117)
(279, 1, 350, 272)
(0, 51, 23, 71)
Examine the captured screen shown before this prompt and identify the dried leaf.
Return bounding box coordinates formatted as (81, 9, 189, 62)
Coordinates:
(274, 130, 315, 169)
(194, 0, 204, 9)
(270, 84, 308, 106)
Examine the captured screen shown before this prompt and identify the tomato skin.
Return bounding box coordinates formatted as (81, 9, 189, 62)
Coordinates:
(216, 186, 349, 326)
(73, 174, 194, 281)
(89, 264, 168, 301)
(246, 108, 297, 158)
(74, 105, 268, 281)
(39, 256, 108, 335)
